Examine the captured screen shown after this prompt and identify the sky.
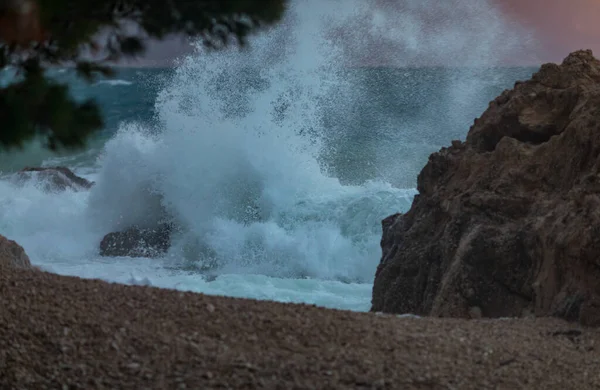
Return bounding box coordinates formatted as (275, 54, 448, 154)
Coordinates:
(497, 0, 600, 62)
(129, 0, 600, 67)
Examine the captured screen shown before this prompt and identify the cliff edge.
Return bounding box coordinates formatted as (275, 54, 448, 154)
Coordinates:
(372, 50, 600, 326)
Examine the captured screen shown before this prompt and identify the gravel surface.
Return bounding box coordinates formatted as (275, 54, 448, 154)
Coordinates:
(1, 267, 599, 389)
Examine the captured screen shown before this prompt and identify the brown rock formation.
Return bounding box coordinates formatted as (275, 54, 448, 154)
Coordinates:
(17, 166, 94, 192)
(0, 235, 32, 269)
(372, 50, 600, 326)
(99, 223, 172, 258)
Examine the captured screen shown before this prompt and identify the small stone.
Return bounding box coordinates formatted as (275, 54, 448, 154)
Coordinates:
(469, 306, 483, 319)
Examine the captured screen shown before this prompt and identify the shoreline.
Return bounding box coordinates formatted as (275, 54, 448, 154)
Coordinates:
(2, 266, 599, 389)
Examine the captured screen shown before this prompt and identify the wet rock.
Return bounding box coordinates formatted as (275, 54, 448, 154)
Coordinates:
(17, 166, 94, 192)
(99, 223, 172, 258)
(372, 50, 600, 326)
(0, 235, 32, 269)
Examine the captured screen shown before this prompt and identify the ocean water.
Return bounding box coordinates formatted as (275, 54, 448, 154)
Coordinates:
(0, 1, 536, 311)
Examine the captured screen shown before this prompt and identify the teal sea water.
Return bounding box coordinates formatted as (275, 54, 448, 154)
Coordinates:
(0, 2, 537, 312)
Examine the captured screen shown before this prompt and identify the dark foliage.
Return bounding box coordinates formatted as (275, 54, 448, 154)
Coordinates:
(0, 0, 286, 151)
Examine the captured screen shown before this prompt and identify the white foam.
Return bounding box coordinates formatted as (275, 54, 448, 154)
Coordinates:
(94, 79, 133, 87)
(86, 2, 418, 284)
(0, 0, 532, 312)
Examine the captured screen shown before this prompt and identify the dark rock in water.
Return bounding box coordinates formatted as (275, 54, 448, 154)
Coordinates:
(99, 223, 172, 258)
(0, 235, 33, 269)
(17, 166, 94, 192)
(372, 50, 600, 326)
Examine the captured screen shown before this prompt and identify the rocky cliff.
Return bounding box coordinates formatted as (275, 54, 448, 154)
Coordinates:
(16, 166, 94, 192)
(372, 50, 600, 326)
(0, 235, 32, 269)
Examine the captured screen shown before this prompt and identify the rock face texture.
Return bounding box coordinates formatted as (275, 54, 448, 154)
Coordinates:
(99, 223, 172, 258)
(372, 50, 600, 326)
(16, 166, 94, 192)
(0, 235, 32, 269)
